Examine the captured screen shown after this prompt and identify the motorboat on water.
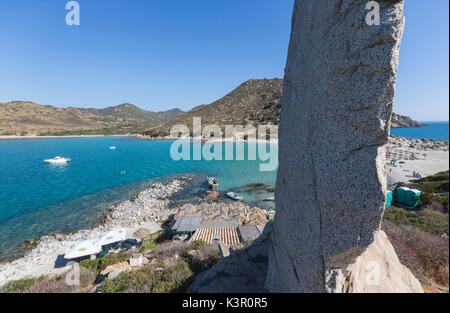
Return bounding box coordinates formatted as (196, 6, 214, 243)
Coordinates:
(226, 192, 243, 201)
(109, 146, 117, 150)
(44, 156, 71, 164)
(207, 177, 219, 190)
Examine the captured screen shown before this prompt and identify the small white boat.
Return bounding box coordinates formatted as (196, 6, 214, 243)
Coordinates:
(226, 192, 243, 201)
(44, 156, 71, 164)
(207, 177, 219, 190)
(109, 146, 117, 150)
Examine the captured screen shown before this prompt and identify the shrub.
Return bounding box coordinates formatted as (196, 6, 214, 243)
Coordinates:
(140, 242, 159, 254)
(1, 275, 47, 293)
(384, 207, 449, 235)
(382, 220, 449, 291)
(191, 240, 207, 250)
(80, 267, 97, 289)
(79, 254, 130, 274)
(99, 261, 195, 293)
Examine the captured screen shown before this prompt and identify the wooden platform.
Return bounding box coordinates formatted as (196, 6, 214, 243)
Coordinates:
(191, 227, 240, 245)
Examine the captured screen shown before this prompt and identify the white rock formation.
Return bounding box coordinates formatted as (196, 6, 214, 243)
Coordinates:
(325, 230, 423, 293)
(266, 0, 422, 292)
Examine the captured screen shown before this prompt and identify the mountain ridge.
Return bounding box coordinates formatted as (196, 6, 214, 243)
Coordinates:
(0, 101, 184, 136)
(143, 78, 423, 137)
(1, 79, 423, 136)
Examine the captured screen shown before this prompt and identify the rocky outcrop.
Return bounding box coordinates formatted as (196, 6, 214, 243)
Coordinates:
(265, 0, 422, 293)
(391, 113, 424, 128)
(389, 135, 449, 151)
(325, 230, 423, 292)
(174, 202, 269, 226)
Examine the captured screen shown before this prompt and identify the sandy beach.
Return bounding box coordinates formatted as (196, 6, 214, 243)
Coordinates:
(387, 136, 449, 184)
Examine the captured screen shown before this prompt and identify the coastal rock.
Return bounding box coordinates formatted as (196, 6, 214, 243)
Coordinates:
(0, 180, 184, 287)
(101, 262, 132, 280)
(389, 136, 449, 152)
(391, 113, 424, 128)
(133, 228, 151, 240)
(204, 191, 220, 201)
(325, 230, 423, 293)
(266, 0, 421, 292)
(174, 202, 269, 226)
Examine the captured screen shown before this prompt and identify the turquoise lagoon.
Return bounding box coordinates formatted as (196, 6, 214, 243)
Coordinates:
(0, 137, 278, 258)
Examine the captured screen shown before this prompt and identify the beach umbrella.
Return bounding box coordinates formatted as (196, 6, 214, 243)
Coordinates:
(64, 239, 102, 259)
(96, 228, 127, 246)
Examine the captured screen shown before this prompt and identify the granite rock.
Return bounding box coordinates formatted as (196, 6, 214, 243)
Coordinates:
(265, 0, 421, 293)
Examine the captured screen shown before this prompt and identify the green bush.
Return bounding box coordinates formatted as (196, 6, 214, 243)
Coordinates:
(80, 267, 97, 288)
(99, 261, 194, 293)
(79, 254, 129, 274)
(140, 242, 159, 254)
(384, 207, 449, 235)
(1, 275, 46, 293)
(440, 194, 449, 214)
(191, 240, 207, 250)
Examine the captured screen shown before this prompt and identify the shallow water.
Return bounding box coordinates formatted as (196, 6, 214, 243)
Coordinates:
(0, 137, 278, 257)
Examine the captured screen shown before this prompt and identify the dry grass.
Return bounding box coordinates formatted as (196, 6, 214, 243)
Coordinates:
(382, 220, 449, 291)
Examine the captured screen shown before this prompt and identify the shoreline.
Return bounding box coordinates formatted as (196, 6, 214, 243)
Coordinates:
(0, 178, 189, 287)
(1, 133, 448, 146)
(0, 135, 448, 287)
(0, 135, 129, 140)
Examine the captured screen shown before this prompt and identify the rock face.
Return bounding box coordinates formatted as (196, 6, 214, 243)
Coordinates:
(325, 230, 423, 292)
(266, 0, 421, 292)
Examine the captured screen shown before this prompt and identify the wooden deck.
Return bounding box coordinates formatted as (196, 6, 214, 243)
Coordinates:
(191, 227, 240, 245)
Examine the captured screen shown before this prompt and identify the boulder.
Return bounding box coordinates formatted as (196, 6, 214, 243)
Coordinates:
(100, 262, 132, 280)
(204, 191, 220, 201)
(265, 0, 422, 292)
(325, 230, 423, 293)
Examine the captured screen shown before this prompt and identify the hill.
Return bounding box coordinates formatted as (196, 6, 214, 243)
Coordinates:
(0, 102, 184, 136)
(143, 78, 283, 137)
(143, 78, 422, 137)
(391, 113, 425, 128)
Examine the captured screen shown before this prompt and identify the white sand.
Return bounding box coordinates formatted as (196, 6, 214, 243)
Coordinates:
(387, 149, 449, 184)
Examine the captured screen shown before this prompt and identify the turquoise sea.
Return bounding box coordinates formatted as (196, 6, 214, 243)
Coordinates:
(0, 122, 448, 259)
(391, 122, 449, 141)
(0, 137, 278, 258)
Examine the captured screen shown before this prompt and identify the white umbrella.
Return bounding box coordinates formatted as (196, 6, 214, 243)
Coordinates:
(96, 228, 127, 246)
(64, 239, 102, 259)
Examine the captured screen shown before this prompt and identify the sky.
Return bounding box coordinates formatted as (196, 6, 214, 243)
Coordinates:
(0, 0, 448, 121)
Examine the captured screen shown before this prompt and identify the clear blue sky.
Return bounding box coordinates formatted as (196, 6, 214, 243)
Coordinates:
(0, 0, 448, 121)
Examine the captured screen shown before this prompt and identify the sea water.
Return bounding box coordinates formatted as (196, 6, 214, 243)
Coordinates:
(390, 122, 449, 141)
(0, 137, 277, 257)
